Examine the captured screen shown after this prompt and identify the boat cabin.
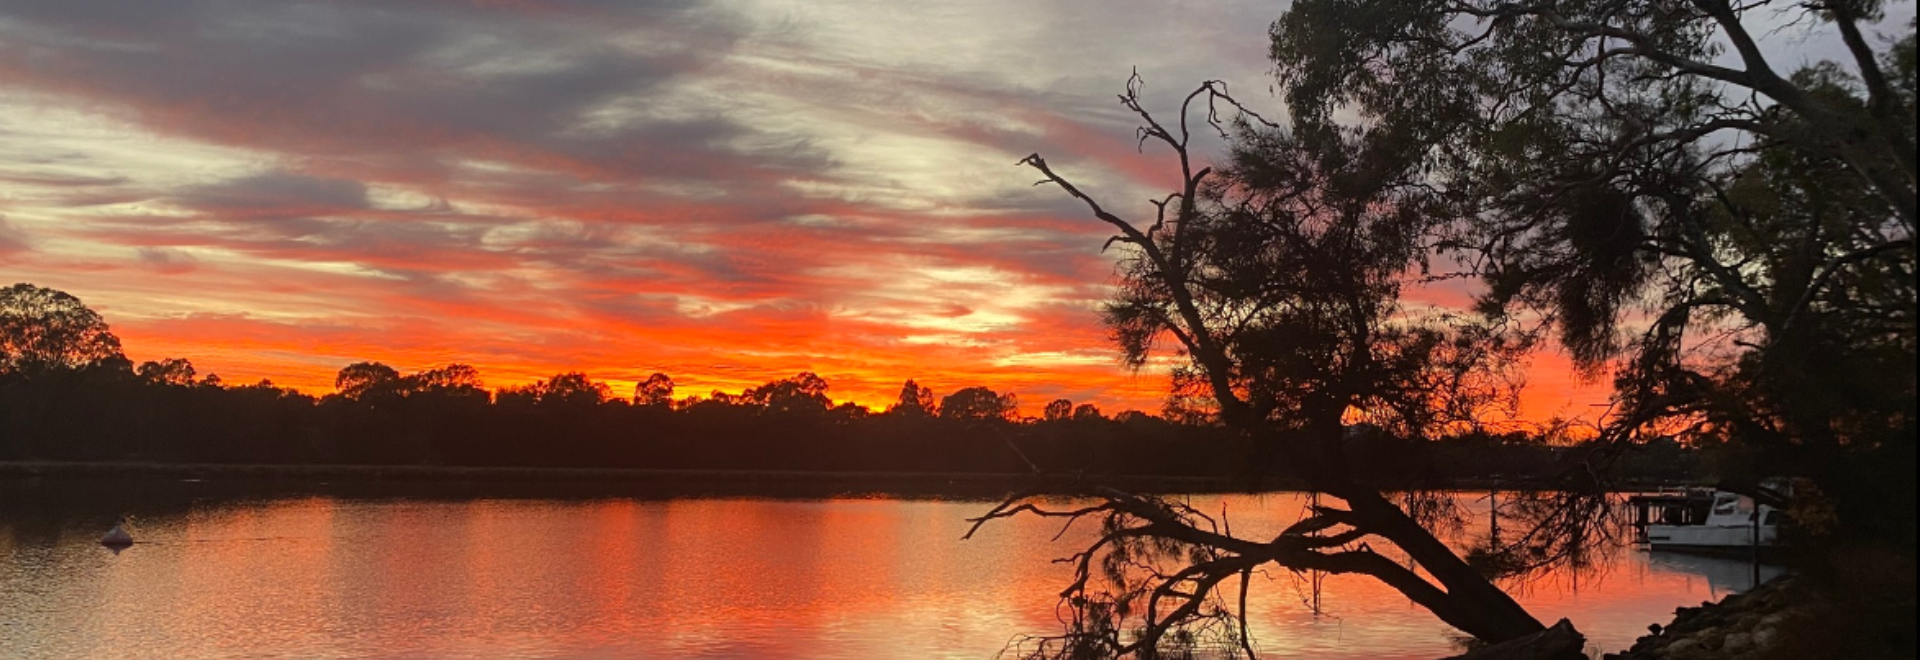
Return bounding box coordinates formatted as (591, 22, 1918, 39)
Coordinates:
(1626, 489, 1715, 542)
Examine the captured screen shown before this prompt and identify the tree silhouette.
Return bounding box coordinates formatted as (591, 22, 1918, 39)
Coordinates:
(0, 283, 126, 377)
(1043, 398, 1073, 422)
(334, 362, 402, 401)
(507, 372, 610, 407)
(408, 364, 482, 392)
(745, 372, 831, 416)
(1270, 0, 1915, 550)
(938, 386, 1017, 421)
(634, 372, 674, 407)
(889, 379, 936, 417)
(0, 282, 1653, 485)
(137, 358, 198, 387)
(978, 77, 1554, 655)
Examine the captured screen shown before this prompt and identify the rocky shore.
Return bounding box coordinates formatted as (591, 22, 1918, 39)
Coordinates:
(1603, 575, 1801, 660)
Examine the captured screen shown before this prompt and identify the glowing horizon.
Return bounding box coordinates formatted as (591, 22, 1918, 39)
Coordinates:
(0, 0, 1636, 423)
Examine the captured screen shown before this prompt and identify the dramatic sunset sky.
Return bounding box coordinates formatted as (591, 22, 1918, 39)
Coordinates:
(2, 1, 1894, 419)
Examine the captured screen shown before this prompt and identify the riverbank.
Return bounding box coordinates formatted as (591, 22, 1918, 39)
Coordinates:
(0, 460, 1708, 501)
(1604, 576, 1802, 660)
(0, 460, 1699, 494)
(0, 460, 1262, 498)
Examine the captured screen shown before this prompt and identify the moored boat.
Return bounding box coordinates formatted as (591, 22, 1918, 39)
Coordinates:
(1631, 489, 1778, 558)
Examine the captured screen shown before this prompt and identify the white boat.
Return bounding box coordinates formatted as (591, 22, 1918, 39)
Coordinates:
(1640, 490, 1777, 556)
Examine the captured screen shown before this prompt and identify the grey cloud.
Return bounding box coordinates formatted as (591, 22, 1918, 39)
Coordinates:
(175, 172, 371, 216)
(0, 0, 826, 183)
(0, 216, 29, 256)
(136, 247, 198, 274)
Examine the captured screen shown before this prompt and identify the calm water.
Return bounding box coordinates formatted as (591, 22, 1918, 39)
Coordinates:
(0, 483, 1780, 659)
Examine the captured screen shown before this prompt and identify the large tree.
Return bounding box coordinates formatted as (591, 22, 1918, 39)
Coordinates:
(889, 379, 937, 417)
(939, 386, 1019, 421)
(744, 372, 833, 416)
(334, 362, 403, 401)
(633, 372, 675, 407)
(974, 79, 1573, 657)
(0, 283, 126, 377)
(1268, 0, 1915, 542)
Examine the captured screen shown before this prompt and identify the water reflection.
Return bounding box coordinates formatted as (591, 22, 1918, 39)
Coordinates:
(0, 482, 1775, 659)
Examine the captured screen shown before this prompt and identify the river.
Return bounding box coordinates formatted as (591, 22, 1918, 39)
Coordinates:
(0, 481, 1781, 659)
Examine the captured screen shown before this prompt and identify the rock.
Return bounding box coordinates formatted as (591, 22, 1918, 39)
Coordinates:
(1608, 576, 1806, 660)
(1723, 631, 1753, 653)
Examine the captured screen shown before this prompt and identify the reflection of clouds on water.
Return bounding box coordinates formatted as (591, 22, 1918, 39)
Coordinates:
(2, 485, 1799, 660)
(1645, 551, 1787, 599)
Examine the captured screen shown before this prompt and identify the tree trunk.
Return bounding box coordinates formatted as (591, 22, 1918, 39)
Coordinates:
(1340, 487, 1549, 643)
(1442, 618, 1586, 660)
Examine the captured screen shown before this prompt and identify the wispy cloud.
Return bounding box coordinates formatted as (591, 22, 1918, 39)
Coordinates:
(0, 0, 1629, 417)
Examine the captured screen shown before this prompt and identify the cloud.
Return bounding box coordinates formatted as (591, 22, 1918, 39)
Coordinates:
(0, 216, 29, 256)
(0, 0, 830, 189)
(136, 247, 199, 274)
(173, 172, 371, 219)
(0, 0, 1629, 419)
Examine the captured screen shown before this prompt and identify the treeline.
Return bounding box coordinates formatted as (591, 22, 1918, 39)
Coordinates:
(0, 283, 1695, 482)
(0, 361, 1215, 474)
(0, 359, 1701, 482)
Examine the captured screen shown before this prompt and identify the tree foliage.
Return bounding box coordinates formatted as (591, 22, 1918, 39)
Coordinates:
(634, 372, 674, 407)
(989, 77, 1565, 656)
(500, 372, 611, 407)
(743, 372, 832, 416)
(1269, 0, 1916, 543)
(890, 379, 937, 417)
(335, 362, 403, 401)
(0, 282, 126, 377)
(1044, 398, 1074, 422)
(939, 386, 1019, 421)
(137, 358, 198, 387)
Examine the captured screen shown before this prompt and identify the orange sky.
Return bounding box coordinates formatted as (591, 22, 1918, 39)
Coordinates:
(0, 0, 1617, 423)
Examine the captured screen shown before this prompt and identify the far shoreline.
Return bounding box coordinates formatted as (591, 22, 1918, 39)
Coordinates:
(0, 460, 1697, 498)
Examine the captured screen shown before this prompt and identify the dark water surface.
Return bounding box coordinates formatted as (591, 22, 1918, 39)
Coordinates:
(0, 480, 1781, 659)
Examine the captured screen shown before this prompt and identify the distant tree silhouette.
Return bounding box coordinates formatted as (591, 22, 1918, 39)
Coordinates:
(137, 358, 198, 387)
(502, 372, 610, 407)
(634, 372, 674, 407)
(1043, 398, 1073, 422)
(744, 372, 831, 416)
(334, 362, 402, 401)
(939, 386, 1017, 421)
(0, 283, 126, 377)
(408, 364, 482, 392)
(889, 379, 936, 417)
(0, 281, 1663, 485)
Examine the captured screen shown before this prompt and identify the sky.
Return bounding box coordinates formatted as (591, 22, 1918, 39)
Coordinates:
(1, 0, 1900, 420)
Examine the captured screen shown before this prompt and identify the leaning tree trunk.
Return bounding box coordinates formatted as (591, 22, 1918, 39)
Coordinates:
(1336, 486, 1547, 642)
(998, 79, 1573, 655)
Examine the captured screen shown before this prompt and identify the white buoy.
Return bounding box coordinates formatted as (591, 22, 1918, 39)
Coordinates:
(100, 523, 133, 547)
